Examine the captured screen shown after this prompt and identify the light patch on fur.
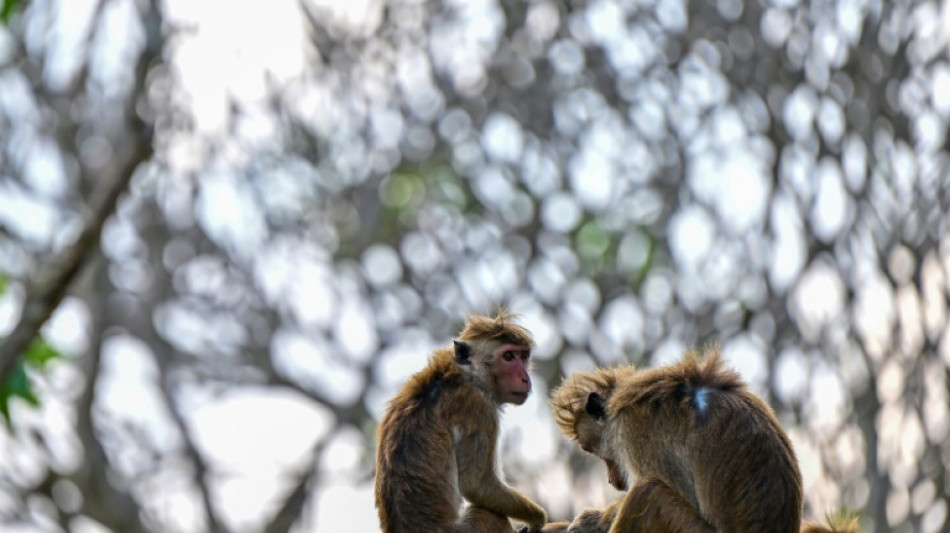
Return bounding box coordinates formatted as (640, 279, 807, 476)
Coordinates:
(450, 426, 462, 506)
(694, 387, 709, 414)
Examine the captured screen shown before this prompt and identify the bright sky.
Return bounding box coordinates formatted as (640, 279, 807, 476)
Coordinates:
(165, 0, 307, 134)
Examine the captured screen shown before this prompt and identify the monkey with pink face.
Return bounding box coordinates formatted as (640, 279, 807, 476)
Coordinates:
(375, 312, 566, 533)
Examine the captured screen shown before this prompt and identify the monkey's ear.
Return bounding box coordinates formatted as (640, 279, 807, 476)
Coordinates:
(453, 340, 472, 365)
(585, 392, 608, 420)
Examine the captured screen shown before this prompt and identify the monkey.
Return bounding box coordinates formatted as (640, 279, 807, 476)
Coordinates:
(375, 311, 554, 533)
(549, 345, 859, 533)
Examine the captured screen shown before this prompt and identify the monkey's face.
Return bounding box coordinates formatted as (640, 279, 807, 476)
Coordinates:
(490, 344, 533, 405)
(575, 413, 605, 455)
(575, 397, 628, 491)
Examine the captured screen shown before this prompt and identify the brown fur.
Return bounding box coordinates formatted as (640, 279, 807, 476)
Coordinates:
(551, 366, 637, 442)
(551, 346, 856, 533)
(457, 312, 534, 346)
(801, 515, 860, 533)
(375, 312, 548, 533)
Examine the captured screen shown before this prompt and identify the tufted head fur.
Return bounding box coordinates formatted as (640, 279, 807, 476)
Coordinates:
(549, 365, 636, 441)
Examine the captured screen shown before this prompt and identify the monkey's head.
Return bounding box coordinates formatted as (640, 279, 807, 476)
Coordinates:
(454, 312, 536, 405)
(550, 367, 635, 491)
(581, 392, 627, 491)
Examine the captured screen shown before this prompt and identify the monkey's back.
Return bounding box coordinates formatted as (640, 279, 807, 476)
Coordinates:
(374, 349, 487, 533)
(610, 349, 803, 533)
(689, 390, 803, 532)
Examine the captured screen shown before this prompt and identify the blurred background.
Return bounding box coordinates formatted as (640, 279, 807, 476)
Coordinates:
(0, 0, 948, 531)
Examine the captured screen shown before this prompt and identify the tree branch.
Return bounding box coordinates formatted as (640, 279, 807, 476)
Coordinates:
(74, 251, 149, 532)
(133, 206, 226, 533)
(0, 0, 163, 382)
(261, 430, 333, 533)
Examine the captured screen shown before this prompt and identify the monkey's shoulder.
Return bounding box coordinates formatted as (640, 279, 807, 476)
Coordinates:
(381, 367, 496, 451)
(391, 349, 491, 411)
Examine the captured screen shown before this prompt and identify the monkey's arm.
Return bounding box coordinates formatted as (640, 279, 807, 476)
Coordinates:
(457, 434, 547, 531)
(518, 522, 571, 533)
(610, 477, 714, 533)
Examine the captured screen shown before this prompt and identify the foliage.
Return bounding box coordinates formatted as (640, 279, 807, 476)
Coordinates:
(0, 0, 20, 24)
(0, 337, 63, 428)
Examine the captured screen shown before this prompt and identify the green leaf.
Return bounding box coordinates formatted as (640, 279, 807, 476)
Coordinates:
(0, 0, 20, 24)
(0, 336, 60, 429)
(0, 361, 39, 429)
(0, 274, 7, 295)
(6, 364, 37, 405)
(576, 220, 611, 259)
(0, 398, 8, 429)
(24, 337, 63, 369)
(380, 171, 424, 210)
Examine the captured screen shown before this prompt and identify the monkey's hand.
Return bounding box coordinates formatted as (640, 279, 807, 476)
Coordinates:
(515, 503, 547, 532)
(566, 508, 609, 533)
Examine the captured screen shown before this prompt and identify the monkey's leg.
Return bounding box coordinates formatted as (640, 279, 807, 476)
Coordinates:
(458, 505, 516, 533)
(610, 477, 714, 533)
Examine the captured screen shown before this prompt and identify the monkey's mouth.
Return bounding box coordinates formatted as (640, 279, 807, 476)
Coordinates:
(608, 475, 627, 491)
(510, 391, 529, 401)
(607, 460, 627, 491)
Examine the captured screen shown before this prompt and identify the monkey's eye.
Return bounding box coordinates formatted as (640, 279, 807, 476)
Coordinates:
(521, 351, 530, 361)
(503, 350, 515, 361)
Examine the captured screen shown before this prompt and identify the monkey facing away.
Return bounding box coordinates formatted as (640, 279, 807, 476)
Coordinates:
(550, 346, 858, 533)
(375, 312, 554, 533)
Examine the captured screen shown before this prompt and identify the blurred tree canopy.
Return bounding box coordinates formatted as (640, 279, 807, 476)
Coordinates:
(0, 0, 948, 531)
